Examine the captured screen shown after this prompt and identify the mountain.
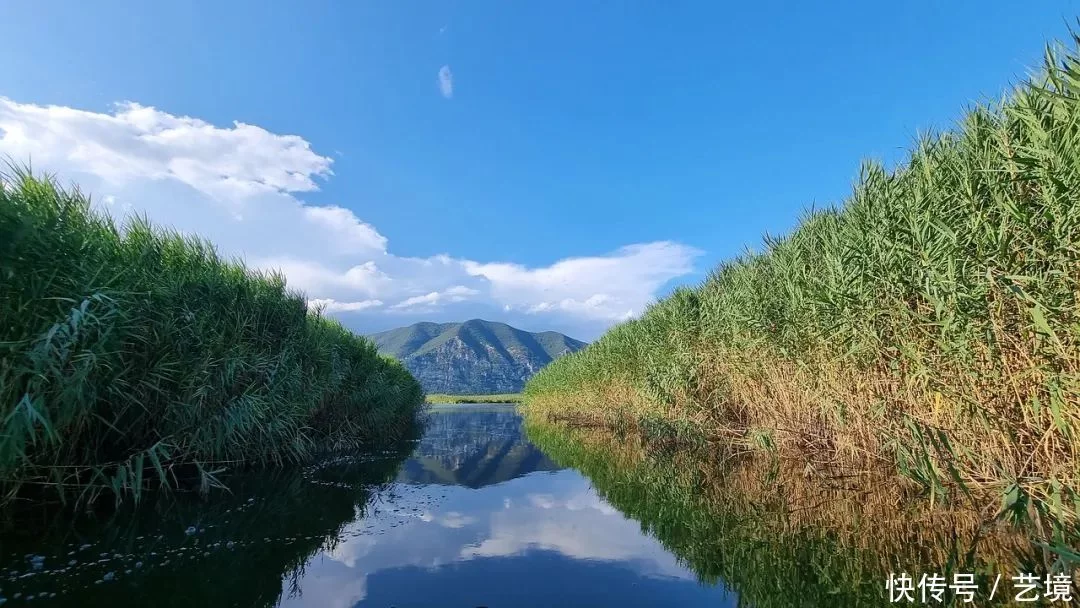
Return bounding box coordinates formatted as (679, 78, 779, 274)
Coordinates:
(369, 319, 586, 394)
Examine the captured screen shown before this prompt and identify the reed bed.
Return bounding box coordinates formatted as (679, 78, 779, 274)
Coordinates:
(526, 421, 1061, 607)
(525, 37, 1080, 533)
(0, 170, 424, 505)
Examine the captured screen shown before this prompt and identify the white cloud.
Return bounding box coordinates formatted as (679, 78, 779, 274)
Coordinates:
(0, 96, 700, 338)
(0, 98, 331, 202)
(464, 242, 700, 321)
(437, 65, 454, 99)
(308, 298, 383, 313)
(393, 291, 441, 310)
(302, 205, 387, 253)
(247, 258, 392, 297)
(444, 285, 480, 300)
(390, 285, 479, 310)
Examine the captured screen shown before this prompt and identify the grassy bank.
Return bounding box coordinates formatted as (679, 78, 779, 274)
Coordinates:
(525, 38, 1080, 529)
(424, 393, 522, 404)
(526, 420, 1061, 607)
(0, 171, 425, 504)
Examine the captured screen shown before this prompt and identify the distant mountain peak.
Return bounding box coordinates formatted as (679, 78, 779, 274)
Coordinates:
(369, 319, 586, 394)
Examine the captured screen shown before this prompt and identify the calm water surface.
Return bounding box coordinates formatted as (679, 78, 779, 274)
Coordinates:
(0, 405, 737, 607)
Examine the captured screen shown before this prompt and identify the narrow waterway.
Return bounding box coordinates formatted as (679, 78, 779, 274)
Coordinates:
(0, 405, 737, 607)
(4, 403, 1064, 606)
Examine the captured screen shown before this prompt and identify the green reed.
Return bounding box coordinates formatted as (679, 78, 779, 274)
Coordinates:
(0, 170, 424, 505)
(526, 36, 1080, 531)
(526, 421, 1061, 607)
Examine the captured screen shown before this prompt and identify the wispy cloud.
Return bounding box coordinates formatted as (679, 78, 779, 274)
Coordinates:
(308, 298, 383, 313)
(437, 65, 454, 99)
(393, 292, 441, 310)
(391, 285, 479, 310)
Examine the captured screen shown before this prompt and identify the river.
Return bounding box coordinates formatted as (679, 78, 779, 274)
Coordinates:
(0, 404, 1067, 606)
(0, 405, 738, 607)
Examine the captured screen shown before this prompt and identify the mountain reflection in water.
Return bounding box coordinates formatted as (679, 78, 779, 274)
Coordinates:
(0, 404, 737, 607)
(5, 403, 1059, 607)
(277, 404, 736, 607)
(397, 404, 558, 488)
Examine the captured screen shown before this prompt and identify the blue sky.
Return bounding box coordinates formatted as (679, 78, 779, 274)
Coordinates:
(1, 1, 1077, 339)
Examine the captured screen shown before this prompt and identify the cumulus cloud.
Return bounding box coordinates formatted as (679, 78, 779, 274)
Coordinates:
(254, 259, 393, 297)
(464, 241, 701, 322)
(0, 96, 701, 338)
(437, 65, 454, 99)
(0, 98, 331, 201)
(302, 205, 387, 253)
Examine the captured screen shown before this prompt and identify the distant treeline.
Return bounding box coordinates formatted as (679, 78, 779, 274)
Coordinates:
(526, 36, 1080, 530)
(425, 393, 523, 404)
(0, 171, 424, 504)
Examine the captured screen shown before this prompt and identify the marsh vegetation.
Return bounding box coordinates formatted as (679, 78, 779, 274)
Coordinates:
(0, 171, 424, 505)
(526, 420, 1063, 607)
(525, 37, 1080, 550)
(0, 406, 740, 607)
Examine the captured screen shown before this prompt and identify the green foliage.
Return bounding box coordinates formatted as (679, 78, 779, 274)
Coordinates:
(526, 421, 1061, 608)
(526, 35, 1080, 525)
(0, 170, 424, 504)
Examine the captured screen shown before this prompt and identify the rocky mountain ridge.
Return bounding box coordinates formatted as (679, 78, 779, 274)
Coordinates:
(369, 319, 586, 394)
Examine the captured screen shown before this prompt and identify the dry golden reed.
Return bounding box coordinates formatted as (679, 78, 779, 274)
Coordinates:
(526, 36, 1080, 539)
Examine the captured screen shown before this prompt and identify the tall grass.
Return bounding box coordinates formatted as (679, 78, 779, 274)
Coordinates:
(0, 170, 424, 504)
(527, 421, 1065, 607)
(526, 37, 1080, 531)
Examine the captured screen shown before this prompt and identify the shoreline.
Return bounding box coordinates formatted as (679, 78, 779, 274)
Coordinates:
(425, 393, 523, 404)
